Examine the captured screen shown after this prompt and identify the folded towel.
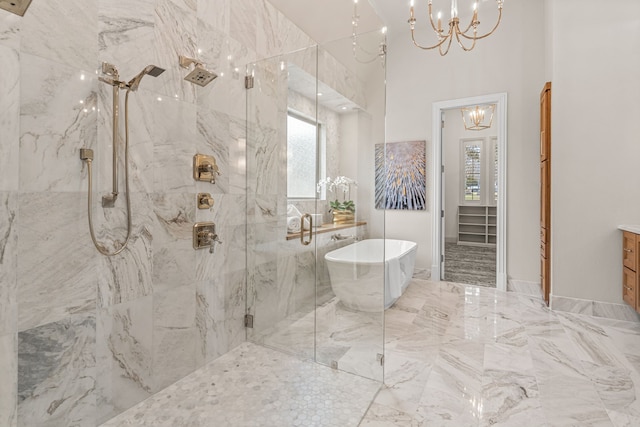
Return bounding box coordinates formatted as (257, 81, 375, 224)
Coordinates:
(387, 257, 403, 299)
(287, 204, 302, 217)
(287, 204, 310, 230)
(287, 216, 301, 233)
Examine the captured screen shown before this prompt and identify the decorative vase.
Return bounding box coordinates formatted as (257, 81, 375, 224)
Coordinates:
(332, 210, 355, 225)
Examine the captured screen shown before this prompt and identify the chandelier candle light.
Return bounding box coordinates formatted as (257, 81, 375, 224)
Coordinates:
(408, 0, 504, 56)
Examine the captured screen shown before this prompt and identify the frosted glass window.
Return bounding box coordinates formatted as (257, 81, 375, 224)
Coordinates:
(464, 143, 481, 201)
(287, 113, 317, 198)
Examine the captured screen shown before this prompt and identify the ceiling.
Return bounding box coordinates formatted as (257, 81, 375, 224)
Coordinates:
(268, 0, 506, 42)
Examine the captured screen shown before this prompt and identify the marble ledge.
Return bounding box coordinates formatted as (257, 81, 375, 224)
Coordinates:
(618, 225, 640, 234)
(285, 221, 366, 241)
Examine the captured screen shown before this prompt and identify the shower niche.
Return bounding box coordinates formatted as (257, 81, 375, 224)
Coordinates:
(245, 32, 387, 382)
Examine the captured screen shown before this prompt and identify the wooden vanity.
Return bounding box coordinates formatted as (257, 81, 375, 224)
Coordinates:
(619, 226, 640, 312)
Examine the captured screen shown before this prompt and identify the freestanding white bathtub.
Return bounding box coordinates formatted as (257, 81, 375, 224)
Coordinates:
(324, 239, 417, 312)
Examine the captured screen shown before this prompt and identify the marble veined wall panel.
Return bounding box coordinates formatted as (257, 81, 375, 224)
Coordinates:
(151, 0, 198, 104)
(96, 194, 154, 308)
(98, 0, 156, 81)
(151, 96, 198, 194)
(196, 107, 231, 194)
(195, 270, 245, 364)
(19, 53, 97, 193)
(95, 296, 153, 424)
(20, 0, 98, 71)
(17, 192, 97, 331)
(17, 313, 96, 426)
(152, 285, 198, 391)
(0, 46, 19, 192)
(230, 0, 258, 54)
(0, 12, 20, 49)
(151, 193, 196, 293)
(0, 193, 17, 335)
(257, 0, 314, 59)
(0, 333, 17, 427)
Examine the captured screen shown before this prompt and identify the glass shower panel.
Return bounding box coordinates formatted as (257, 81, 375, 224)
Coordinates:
(314, 31, 387, 382)
(245, 46, 319, 360)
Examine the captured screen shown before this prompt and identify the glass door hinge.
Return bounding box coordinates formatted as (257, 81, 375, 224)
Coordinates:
(244, 314, 254, 328)
(244, 75, 254, 89)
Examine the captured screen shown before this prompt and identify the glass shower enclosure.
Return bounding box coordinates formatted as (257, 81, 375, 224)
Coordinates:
(245, 31, 387, 381)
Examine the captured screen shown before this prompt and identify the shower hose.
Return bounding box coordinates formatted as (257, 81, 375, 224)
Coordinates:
(82, 88, 133, 256)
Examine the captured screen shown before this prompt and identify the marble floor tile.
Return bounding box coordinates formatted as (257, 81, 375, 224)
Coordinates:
(359, 403, 424, 427)
(97, 279, 640, 426)
(100, 342, 380, 427)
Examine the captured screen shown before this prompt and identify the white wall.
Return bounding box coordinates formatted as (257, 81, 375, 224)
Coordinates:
(385, 1, 545, 281)
(549, 0, 640, 303)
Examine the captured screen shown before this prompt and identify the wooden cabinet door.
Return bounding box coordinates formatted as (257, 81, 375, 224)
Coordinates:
(623, 231, 636, 271)
(540, 161, 549, 230)
(623, 266, 636, 308)
(540, 82, 551, 305)
(636, 237, 640, 313)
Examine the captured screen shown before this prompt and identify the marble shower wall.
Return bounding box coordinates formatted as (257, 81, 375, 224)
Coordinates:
(0, 0, 314, 426)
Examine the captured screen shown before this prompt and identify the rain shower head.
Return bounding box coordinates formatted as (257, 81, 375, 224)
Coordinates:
(179, 55, 217, 87)
(127, 65, 165, 91)
(0, 0, 33, 16)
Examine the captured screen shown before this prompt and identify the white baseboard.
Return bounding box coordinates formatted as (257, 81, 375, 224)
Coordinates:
(413, 268, 431, 280)
(551, 295, 640, 322)
(507, 279, 542, 298)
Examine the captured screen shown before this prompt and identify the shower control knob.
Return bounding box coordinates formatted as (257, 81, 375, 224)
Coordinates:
(197, 193, 214, 209)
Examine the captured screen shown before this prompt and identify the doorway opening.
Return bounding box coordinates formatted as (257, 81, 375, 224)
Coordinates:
(431, 93, 508, 290)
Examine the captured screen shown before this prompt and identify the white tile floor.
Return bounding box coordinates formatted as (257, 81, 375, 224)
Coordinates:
(101, 279, 640, 426)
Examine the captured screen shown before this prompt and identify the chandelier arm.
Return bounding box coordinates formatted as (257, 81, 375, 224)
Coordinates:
(410, 27, 451, 50)
(439, 33, 454, 56)
(459, 8, 502, 41)
(426, 2, 441, 34)
(455, 28, 477, 52)
(353, 38, 378, 57)
(459, 17, 475, 34)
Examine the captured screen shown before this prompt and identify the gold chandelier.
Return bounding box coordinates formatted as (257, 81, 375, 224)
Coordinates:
(461, 105, 495, 130)
(408, 0, 503, 56)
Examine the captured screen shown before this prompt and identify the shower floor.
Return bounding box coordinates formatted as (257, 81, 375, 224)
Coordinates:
(99, 342, 380, 427)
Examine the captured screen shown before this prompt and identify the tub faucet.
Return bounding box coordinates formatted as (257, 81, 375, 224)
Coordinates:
(331, 233, 360, 242)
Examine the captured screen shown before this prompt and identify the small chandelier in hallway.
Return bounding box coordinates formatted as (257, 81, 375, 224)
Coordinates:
(461, 104, 495, 130)
(408, 0, 503, 56)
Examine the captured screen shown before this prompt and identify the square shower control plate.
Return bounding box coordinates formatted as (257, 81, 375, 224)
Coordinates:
(193, 222, 216, 250)
(0, 0, 33, 16)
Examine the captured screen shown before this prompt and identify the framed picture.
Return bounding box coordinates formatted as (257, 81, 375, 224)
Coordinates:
(375, 140, 426, 210)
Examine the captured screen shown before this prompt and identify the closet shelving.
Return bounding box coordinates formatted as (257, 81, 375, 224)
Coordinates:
(457, 205, 497, 246)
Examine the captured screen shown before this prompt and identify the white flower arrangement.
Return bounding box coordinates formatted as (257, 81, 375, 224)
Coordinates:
(317, 176, 358, 212)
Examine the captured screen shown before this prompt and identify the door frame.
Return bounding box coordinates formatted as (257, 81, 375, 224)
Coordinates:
(431, 92, 508, 290)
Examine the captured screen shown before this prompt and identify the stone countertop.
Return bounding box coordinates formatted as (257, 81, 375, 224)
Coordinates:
(618, 225, 640, 234)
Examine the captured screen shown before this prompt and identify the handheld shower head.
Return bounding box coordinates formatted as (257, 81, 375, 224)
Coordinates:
(127, 65, 165, 91)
